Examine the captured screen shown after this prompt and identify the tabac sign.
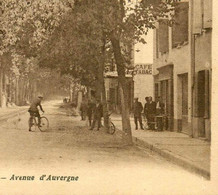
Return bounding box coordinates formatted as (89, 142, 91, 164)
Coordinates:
(134, 63, 152, 75)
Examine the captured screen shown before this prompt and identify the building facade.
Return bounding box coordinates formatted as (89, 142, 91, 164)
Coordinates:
(133, 32, 154, 106)
(104, 72, 134, 113)
(153, 0, 212, 140)
(133, 63, 154, 105)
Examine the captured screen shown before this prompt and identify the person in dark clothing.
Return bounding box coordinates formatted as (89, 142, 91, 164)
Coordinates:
(143, 97, 149, 129)
(144, 97, 149, 118)
(87, 100, 95, 126)
(156, 96, 165, 115)
(156, 96, 165, 131)
(80, 100, 87, 120)
(144, 96, 156, 130)
(133, 98, 144, 130)
(89, 99, 103, 130)
(28, 95, 44, 131)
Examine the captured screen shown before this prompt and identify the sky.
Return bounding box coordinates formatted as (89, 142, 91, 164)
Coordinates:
(134, 30, 153, 64)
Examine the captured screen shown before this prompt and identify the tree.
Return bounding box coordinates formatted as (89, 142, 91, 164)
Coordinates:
(0, 0, 73, 104)
(38, 7, 112, 129)
(34, 0, 180, 144)
(70, 0, 180, 144)
(0, 0, 180, 143)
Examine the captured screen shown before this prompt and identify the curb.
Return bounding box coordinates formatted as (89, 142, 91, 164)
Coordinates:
(132, 136, 210, 179)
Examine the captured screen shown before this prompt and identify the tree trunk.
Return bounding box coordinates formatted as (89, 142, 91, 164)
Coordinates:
(110, 36, 132, 144)
(94, 34, 110, 130)
(0, 68, 3, 107)
(101, 79, 109, 130)
(100, 36, 110, 130)
(96, 59, 110, 130)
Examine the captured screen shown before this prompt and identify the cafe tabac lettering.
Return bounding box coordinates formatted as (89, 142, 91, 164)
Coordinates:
(135, 64, 152, 75)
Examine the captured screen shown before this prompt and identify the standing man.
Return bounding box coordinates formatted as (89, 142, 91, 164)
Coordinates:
(144, 96, 156, 130)
(87, 99, 95, 126)
(89, 99, 103, 130)
(156, 96, 165, 131)
(144, 97, 149, 118)
(143, 97, 149, 129)
(133, 98, 144, 130)
(80, 99, 87, 121)
(28, 95, 44, 132)
(156, 96, 165, 115)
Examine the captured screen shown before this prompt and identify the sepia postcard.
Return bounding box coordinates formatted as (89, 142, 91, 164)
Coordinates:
(0, 0, 217, 194)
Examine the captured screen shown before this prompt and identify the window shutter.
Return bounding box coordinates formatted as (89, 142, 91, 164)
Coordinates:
(204, 70, 210, 118)
(203, 0, 212, 29)
(172, 2, 189, 47)
(158, 21, 169, 53)
(197, 71, 206, 117)
(193, 0, 203, 34)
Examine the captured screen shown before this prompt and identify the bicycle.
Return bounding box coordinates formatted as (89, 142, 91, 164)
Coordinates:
(142, 115, 149, 130)
(107, 113, 116, 135)
(28, 112, 49, 132)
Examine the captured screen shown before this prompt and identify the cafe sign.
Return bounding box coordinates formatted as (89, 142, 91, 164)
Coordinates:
(134, 63, 152, 75)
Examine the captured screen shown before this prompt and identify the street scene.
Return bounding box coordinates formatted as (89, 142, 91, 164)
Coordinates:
(0, 100, 213, 194)
(0, 0, 214, 194)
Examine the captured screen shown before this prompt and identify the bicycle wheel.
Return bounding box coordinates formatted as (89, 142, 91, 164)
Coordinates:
(108, 122, 116, 135)
(38, 116, 49, 132)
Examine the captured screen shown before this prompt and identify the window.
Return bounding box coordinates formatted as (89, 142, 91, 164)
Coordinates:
(193, 0, 212, 33)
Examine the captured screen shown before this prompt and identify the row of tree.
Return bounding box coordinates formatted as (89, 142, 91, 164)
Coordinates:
(0, 0, 180, 144)
(0, 0, 71, 106)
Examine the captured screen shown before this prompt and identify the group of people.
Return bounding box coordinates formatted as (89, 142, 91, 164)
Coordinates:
(133, 96, 164, 130)
(28, 95, 164, 132)
(80, 99, 103, 131)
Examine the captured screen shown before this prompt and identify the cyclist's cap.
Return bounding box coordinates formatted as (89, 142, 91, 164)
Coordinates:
(38, 95, 43, 98)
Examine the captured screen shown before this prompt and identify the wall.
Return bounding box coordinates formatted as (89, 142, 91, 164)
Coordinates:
(153, 41, 191, 133)
(195, 30, 212, 72)
(193, 30, 212, 140)
(134, 32, 154, 105)
(133, 66, 154, 105)
(153, 0, 212, 139)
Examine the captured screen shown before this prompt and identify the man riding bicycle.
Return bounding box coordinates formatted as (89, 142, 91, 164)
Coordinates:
(28, 95, 44, 131)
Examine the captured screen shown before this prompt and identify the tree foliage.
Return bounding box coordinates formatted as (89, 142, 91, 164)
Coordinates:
(0, 0, 181, 141)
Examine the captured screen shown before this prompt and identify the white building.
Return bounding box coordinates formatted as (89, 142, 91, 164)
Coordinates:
(134, 33, 154, 105)
(153, 0, 212, 140)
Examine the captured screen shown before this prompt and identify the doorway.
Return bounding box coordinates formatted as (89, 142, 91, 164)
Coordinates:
(178, 73, 188, 134)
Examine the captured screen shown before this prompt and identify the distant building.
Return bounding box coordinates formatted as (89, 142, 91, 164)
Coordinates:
(133, 63, 154, 105)
(133, 32, 154, 105)
(103, 41, 135, 113)
(104, 71, 134, 113)
(153, 0, 212, 140)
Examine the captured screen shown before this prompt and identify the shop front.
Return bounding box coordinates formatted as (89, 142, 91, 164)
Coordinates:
(154, 64, 174, 131)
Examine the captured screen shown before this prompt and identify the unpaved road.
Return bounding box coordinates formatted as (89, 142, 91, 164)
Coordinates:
(0, 101, 214, 195)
